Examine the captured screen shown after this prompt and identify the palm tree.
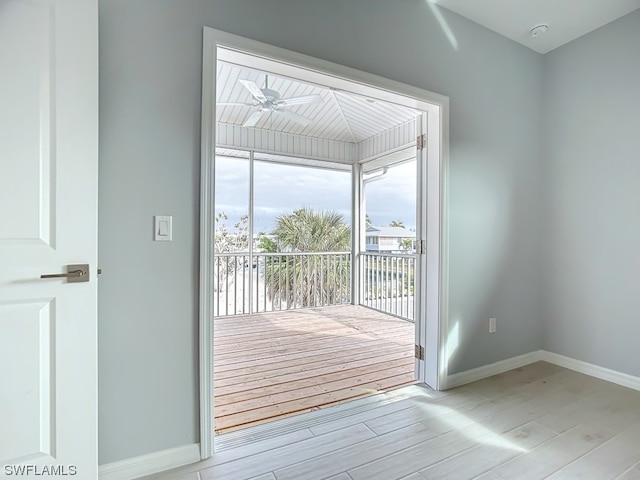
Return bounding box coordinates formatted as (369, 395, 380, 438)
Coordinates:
(389, 220, 405, 228)
(263, 208, 351, 308)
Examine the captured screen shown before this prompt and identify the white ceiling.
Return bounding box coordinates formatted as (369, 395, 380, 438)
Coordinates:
(431, 0, 640, 54)
(216, 61, 420, 143)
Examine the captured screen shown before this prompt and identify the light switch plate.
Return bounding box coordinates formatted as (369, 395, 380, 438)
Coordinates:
(154, 215, 172, 241)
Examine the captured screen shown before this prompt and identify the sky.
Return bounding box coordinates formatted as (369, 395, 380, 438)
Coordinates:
(214, 156, 417, 236)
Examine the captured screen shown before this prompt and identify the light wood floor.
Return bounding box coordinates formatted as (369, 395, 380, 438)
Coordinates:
(213, 305, 416, 433)
(146, 361, 640, 480)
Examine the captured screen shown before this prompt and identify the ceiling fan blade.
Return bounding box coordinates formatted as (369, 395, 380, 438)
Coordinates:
(239, 79, 267, 103)
(243, 110, 265, 127)
(278, 94, 323, 107)
(217, 102, 252, 106)
(274, 109, 313, 127)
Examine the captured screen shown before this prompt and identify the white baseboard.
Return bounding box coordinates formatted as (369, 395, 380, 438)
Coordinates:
(442, 349, 640, 393)
(99, 443, 200, 480)
(443, 350, 544, 389)
(541, 351, 640, 392)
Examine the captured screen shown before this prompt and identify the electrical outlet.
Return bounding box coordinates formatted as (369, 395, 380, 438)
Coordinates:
(489, 317, 497, 334)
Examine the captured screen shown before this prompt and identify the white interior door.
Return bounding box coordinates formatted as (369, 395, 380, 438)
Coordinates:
(0, 0, 98, 477)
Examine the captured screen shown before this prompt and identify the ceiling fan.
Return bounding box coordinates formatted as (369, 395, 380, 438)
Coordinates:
(218, 75, 323, 127)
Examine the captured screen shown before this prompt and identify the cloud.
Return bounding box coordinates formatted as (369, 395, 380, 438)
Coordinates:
(365, 162, 416, 228)
(215, 156, 416, 232)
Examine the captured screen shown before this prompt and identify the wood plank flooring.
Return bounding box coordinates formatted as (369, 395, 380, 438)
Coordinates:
(144, 362, 640, 480)
(213, 305, 416, 433)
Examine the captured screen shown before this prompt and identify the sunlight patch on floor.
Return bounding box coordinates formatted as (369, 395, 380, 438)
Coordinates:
(414, 401, 528, 453)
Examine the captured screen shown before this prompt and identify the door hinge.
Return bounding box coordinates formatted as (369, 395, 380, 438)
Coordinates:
(416, 239, 426, 254)
(416, 134, 426, 150)
(415, 344, 425, 360)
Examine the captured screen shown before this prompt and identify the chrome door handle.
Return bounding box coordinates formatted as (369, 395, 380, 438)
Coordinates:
(41, 264, 90, 283)
(41, 270, 84, 278)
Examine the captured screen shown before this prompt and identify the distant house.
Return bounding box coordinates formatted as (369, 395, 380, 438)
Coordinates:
(365, 226, 415, 253)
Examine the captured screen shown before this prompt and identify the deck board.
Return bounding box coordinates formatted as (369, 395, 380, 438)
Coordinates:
(215, 349, 411, 392)
(214, 305, 415, 433)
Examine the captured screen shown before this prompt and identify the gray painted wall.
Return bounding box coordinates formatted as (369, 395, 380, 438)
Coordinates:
(543, 11, 640, 376)
(98, 0, 544, 464)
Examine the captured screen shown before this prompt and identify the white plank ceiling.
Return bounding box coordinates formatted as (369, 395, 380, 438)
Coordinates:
(216, 61, 420, 144)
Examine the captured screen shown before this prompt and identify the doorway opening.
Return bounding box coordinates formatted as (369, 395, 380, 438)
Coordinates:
(200, 28, 448, 455)
(213, 147, 417, 434)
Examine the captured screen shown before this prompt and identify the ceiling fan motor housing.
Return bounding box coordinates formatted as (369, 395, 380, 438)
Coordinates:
(261, 88, 281, 104)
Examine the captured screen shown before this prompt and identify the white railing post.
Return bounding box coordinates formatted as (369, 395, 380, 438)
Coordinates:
(352, 161, 362, 306)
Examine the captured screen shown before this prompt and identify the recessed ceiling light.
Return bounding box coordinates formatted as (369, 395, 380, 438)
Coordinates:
(530, 24, 549, 38)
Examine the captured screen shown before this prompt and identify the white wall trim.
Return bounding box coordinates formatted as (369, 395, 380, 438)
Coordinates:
(98, 444, 200, 480)
(443, 351, 544, 389)
(442, 350, 640, 392)
(199, 27, 217, 460)
(201, 26, 451, 454)
(541, 351, 640, 392)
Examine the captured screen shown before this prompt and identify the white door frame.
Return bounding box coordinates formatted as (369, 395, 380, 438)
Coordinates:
(200, 26, 449, 459)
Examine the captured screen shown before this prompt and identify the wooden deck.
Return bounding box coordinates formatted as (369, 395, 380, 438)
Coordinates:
(213, 305, 416, 433)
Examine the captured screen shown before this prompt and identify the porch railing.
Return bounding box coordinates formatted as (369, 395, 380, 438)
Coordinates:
(214, 251, 415, 322)
(213, 252, 351, 317)
(361, 252, 415, 322)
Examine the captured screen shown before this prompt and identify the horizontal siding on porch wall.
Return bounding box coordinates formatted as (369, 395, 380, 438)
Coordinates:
(358, 119, 417, 162)
(216, 123, 356, 163)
